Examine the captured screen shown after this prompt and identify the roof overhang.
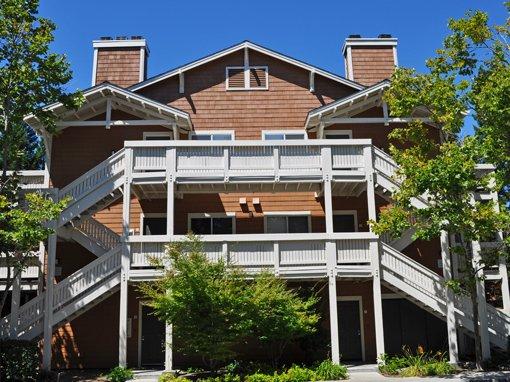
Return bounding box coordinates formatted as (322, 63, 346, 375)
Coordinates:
(129, 40, 365, 92)
(25, 82, 192, 133)
(305, 81, 390, 130)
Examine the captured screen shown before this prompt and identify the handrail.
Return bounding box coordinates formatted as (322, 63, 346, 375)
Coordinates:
(125, 139, 373, 148)
(128, 232, 379, 243)
(0, 245, 122, 339)
(75, 217, 120, 250)
(59, 148, 125, 202)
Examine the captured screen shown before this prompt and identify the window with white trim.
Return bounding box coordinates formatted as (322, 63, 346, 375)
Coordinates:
(226, 66, 268, 90)
(188, 213, 235, 235)
(262, 130, 306, 140)
(333, 211, 358, 232)
(265, 213, 311, 233)
(324, 130, 352, 139)
(141, 213, 167, 235)
(190, 130, 235, 141)
(143, 131, 173, 140)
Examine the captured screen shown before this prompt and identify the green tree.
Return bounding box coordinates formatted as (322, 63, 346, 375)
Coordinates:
(0, 0, 78, 314)
(139, 235, 319, 369)
(371, 4, 510, 369)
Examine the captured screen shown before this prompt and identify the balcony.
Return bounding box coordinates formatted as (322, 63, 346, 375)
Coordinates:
(125, 140, 373, 195)
(128, 232, 378, 280)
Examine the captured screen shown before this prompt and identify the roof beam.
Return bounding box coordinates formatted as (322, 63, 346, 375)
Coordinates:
(56, 120, 174, 127)
(179, 71, 184, 94)
(325, 117, 433, 126)
(309, 71, 315, 93)
(105, 98, 112, 129)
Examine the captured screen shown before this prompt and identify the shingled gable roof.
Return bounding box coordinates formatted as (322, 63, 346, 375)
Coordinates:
(129, 40, 365, 92)
(305, 80, 390, 130)
(24, 82, 192, 132)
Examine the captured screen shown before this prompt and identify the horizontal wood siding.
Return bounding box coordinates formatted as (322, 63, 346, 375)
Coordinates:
(350, 46, 395, 86)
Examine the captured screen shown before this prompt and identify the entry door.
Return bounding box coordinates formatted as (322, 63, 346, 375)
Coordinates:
(338, 300, 363, 361)
(140, 305, 165, 366)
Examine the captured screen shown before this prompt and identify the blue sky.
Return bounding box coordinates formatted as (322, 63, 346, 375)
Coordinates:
(40, 0, 507, 135)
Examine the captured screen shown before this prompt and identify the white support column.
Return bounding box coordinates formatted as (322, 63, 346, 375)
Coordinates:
(165, 323, 173, 371)
(364, 145, 385, 360)
(119, 148, 132, 367)
(472, 240, 491, 361)
(440, 231, 459, 364)
(37, 241, 46, 295)
(42, 231, 57, 371)
(322, 146, 339, 364)
(166, 147, 175, 237)
(9, 270, 21, 338)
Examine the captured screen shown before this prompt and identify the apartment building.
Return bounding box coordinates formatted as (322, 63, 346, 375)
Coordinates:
(0, 35, 508, 370)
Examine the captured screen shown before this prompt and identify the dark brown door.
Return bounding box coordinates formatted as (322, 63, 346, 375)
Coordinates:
(338, 300, 363, 361)
(141, 305, 165, 366)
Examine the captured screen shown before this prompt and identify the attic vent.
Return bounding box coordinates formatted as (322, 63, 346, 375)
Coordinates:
(226, 66, 268, 90)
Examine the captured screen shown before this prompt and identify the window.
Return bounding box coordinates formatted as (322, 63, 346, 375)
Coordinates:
(333, 211, 358, 232)
(141, 214, 167, 235)
(190, 130, 235, 141)
(188, 213, 235, 235)
(265, 213, 311, 233)
(143, 131, 173, 140)
(262, 130, 307, 140)
(226, 66, 268, 90)
(325, 130, 352, 139)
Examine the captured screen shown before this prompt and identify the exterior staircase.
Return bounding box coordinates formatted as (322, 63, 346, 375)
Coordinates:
(60, 217, 121, 257)
(0, 245, 121, 340)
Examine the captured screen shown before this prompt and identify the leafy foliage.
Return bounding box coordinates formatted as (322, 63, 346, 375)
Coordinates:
(139, 234, 319, 369)
(106, 366, 134, 382)
(0, 339, 39, 381)
(0, 0, 78, 320)
(379, 347, 456, 377)
(371, 3, 510, 369)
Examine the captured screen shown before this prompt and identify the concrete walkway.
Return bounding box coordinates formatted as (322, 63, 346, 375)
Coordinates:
(349, 370, 510, 381)
(129, 367, 510, 382)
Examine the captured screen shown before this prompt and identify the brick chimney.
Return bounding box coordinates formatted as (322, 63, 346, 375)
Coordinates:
(92, 36, 149, 87)
(342, 34, 398, 86)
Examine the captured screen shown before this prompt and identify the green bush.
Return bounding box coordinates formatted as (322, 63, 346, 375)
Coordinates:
(244, 373, 277, 382)
(379, 347, 456, 377)
(0, 339, 39, 381)
(106, 366, 134, 382)
(314, 359, 348, 380)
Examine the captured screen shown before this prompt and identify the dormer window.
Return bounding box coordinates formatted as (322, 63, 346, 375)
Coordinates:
(226, 66, 268, 90)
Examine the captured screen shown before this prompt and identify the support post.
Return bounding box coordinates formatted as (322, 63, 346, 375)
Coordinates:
(364, 145, 385, 360)
(119, 148, 132, 367)
(472, 240, 491, 361)
(37, 241, 46, 295)
(440, 231, 459, 364)
(322, 146, 339, 364)
(165, 323, 173, 371)
(9, 270, 21, 338)
(42, 231, 57, 371)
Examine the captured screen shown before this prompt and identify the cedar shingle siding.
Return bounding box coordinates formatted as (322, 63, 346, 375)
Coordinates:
(350, 46, 395, 86)
(95, 47, 141, 87)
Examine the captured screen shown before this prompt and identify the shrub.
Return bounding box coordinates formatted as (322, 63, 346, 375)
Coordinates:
(379, 347, 456, 377)
(0, 339, 39, 381)
(314, 359, 348, 380)
(244, 373, 276, 382)
(278, 365, 316, 382)
(107, 366, 134, 382)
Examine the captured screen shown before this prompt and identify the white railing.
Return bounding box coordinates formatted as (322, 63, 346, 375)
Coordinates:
(126, 140, 371, 180)
(128, 233, 377, 271)
(74, 217, 120, 251)
(59, 148, 125, 204)
(0, 253, 40, 279)
(381, 242, 510, 349)
(0, 245, 122, 339)
(373, 147, 398, 179)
